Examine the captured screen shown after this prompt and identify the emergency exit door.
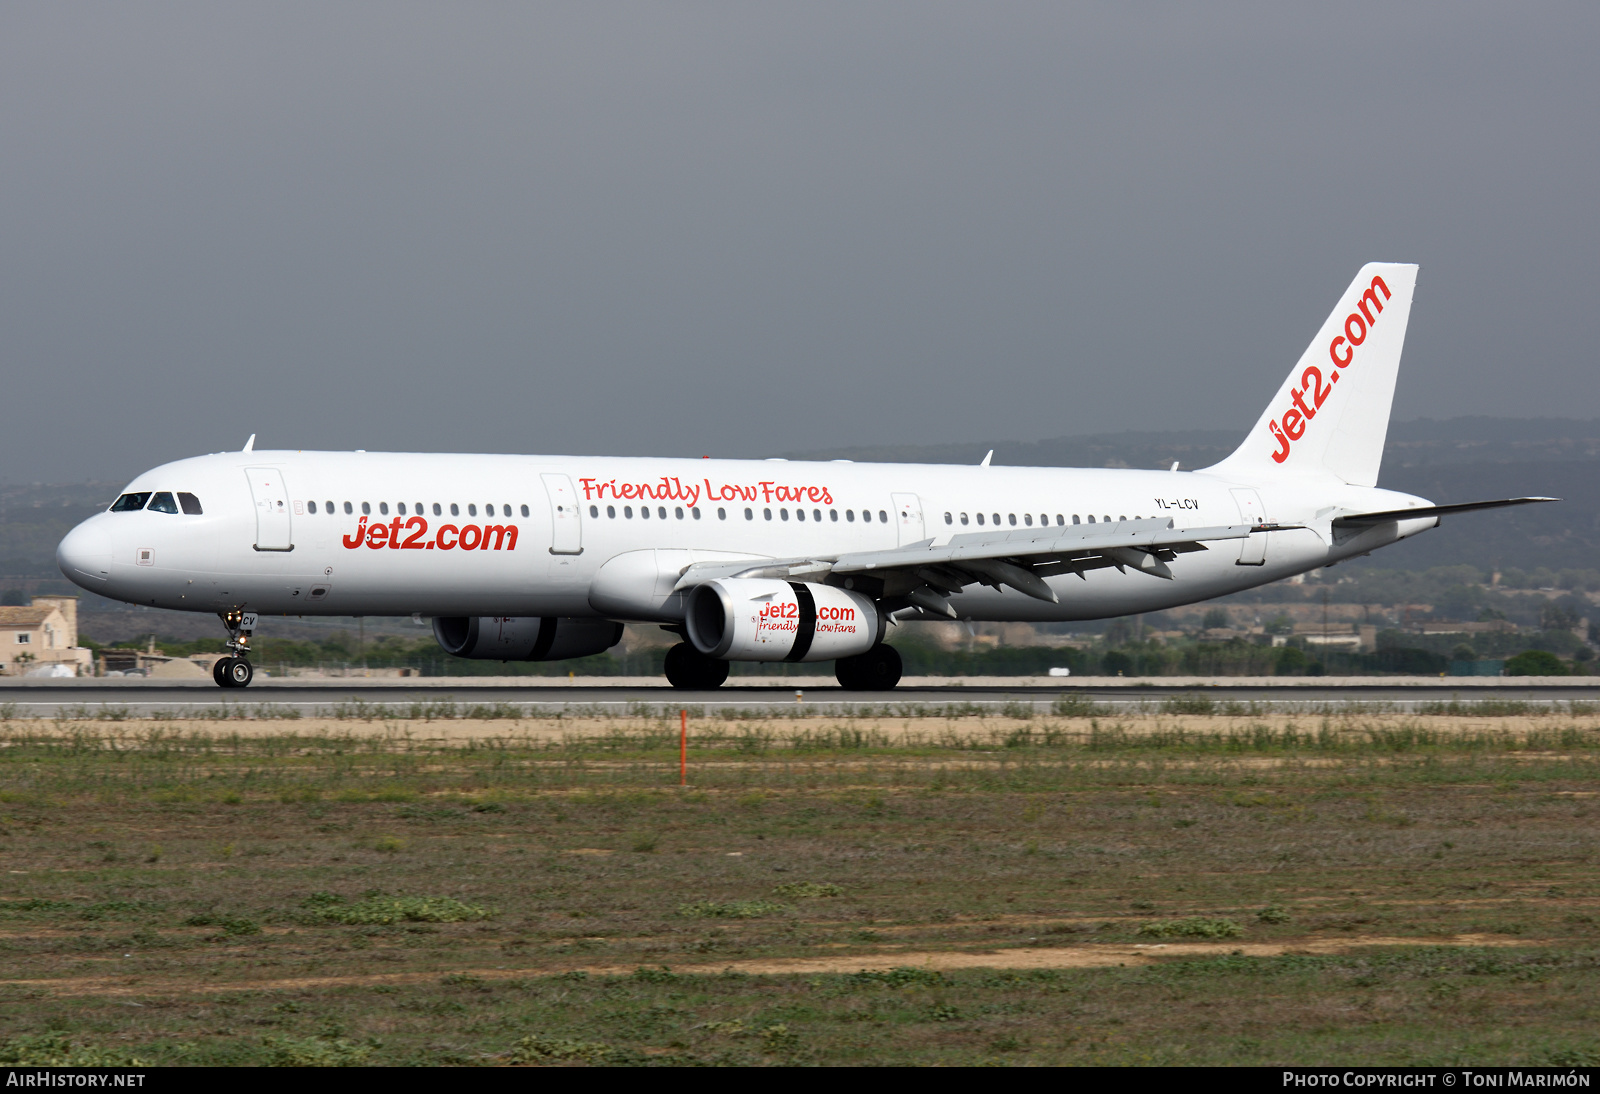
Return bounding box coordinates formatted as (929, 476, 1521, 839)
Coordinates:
(245, 467, 293, 551)
(541, 473, 584, 555)
(892, 493, 925, 545)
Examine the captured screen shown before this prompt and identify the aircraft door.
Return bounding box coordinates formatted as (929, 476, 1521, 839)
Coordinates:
(541, 473, 584, 555)
(892, 492, 925, 546)
(245, 467, 293, 551)
(1230, 488, 1267, 566)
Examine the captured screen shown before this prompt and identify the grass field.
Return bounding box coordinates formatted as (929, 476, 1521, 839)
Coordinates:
(1, 698, 1598, 1066)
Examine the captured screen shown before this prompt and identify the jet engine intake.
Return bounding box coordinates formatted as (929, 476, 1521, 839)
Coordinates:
(432, 616, 623, 661)
(685, 579, 879, 662)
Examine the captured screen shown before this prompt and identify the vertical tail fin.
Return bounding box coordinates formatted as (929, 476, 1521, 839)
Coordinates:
(1205, 262, 1418, 488)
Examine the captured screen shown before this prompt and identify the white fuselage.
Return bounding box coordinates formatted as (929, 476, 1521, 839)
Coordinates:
(57, 450, 1436, 624)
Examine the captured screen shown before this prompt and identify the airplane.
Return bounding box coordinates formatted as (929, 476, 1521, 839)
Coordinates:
(55, 262, 1553, 690)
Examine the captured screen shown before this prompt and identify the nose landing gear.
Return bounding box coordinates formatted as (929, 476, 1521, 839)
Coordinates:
(214, 610, 258, 689)
(213, 656, 254, 688)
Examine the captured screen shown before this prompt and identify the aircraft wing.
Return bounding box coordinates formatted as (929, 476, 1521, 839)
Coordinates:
(1331, 496, 1558, 529)
(671, 517, 1261, 618)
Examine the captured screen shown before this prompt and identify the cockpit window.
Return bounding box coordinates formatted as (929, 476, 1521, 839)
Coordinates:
(178, 492, 203, 515)
(147, 492, 179, 514)
(110, 492, 151, 512)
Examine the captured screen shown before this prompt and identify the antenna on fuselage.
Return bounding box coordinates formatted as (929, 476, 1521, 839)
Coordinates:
(242, 434, 256, 452)
(979, 450, 993, 468)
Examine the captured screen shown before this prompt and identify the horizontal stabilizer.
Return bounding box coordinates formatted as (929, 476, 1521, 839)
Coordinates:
(1332, 497, 1559, 528)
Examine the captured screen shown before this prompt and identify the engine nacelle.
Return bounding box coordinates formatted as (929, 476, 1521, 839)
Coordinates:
(685, 579, 880, 662)
(432, 616, 623, 661)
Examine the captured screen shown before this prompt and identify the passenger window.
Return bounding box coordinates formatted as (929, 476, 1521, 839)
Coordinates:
(379, 502, 389, 516)
(416, 502, 424, 515)
(483, 504, 493, 517)
(960, 513, 969, 525)
(814, 509, 821, 522)
(307, 500, 318, 515)
(692, 507, 701, 520)
(1073, 514, 1080, 524)
(625, 506, 634, 518)
(148, 492, 179, 514)
(362, 502, 371, 516)
(830, 509, 838, 522)
(326, 500, 334, 514)
(991, 513, 1000, 526)
(520, 504, 530, 517)
(744, 508, 753, 520)
(397, 503, 406, 516)
(862, 510, 871, 523)
(976, 513, 984, 525)
(675, 507, 684, 519)
(1057, 515, 1065, 526)
(607, 505, 616, 518)
(1104, 515, 1111, 523)
(944, 512, 953, 525)
(344, 502, 353, 515)
(468, 504, 477, 517)
(450, 504, 459, 516)
(658, 506, 667, 520)
(641, 506, 650, 519)
(846, 510, 855, 522)
(590, 505, 599, 518)
(1087, 515, 1095, 523)
(764, 508, 773, 521)
(1008, 514, 1017, 526)
(718, 508, 727, 520)
(879, 510, 888, 523)
(1024, 514, 1032, 526)
(1119, 515, 1127, 522)
(793, 509, 801, 522)
(110, 492, 152, 512)
(178, 492, 204, 515)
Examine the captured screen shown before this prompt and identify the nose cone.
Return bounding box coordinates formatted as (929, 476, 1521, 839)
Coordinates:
(57, 520, 111, 587)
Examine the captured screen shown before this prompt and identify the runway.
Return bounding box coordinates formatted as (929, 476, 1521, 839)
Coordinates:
(3, 676, 1598, 718)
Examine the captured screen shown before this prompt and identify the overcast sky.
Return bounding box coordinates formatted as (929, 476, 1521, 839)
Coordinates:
(2, 3, 1596, 483)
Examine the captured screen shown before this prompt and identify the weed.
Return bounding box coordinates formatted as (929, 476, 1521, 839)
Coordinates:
(510, 1034, 611, 1063)
(372, 836, 407, 853)
(630, 966, 677, 983)
(1052, 694, 1100, 717)
(630, 834, 659, 853)
(313, 895, 495, 925)
(0, 1034, 146, 1067)
(1258, 906, 1293, 925)
(262, 1035, 373, 1066)
(773, 882, 844, 899)
(1160, 694, 1216, 716)
(760, 1023, 800, 1054)
(678, 900, 791, 919)
(845, 967, 947, 988)
(1138, 917, 1244, 939)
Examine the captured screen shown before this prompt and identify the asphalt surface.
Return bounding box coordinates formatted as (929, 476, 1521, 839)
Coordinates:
(4, 678, 1599, 717)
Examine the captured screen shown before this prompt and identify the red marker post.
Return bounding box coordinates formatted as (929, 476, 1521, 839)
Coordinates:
(679, 709, 688, 787)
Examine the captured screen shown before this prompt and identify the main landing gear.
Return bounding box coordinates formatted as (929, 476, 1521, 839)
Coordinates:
(835, 644, 902, 691)
(660, 643, 904, 691)
(213, 609, 257, 689)
(664, 643, 730, 690)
